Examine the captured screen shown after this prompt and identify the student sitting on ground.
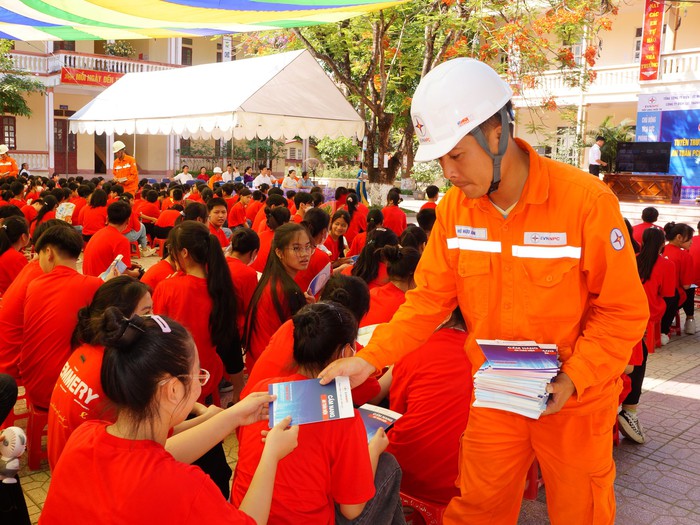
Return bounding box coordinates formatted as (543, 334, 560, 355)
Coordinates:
(82, 201, 140, 278)
(226, 228, 260, 337)
(233, 302, 404, 525)
(348, 209, 383, 257)
(324, 209, 352, 267)
(251, 207, 291, 273)
(420, 185, 440, 211)
(0, 215, 29, 295)
(41, 309, 299, 524)
(348, 227, 398, 290)
(382, 188, 407, 238)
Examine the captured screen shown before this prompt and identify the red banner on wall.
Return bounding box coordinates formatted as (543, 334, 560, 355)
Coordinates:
(639, 0, 665, 81)
(60, 67, 124, 87)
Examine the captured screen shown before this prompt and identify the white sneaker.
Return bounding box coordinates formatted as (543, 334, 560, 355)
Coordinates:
(660, 333, 670, 345)
(684, 318, 696, 335)
(140, 247, 157, 257)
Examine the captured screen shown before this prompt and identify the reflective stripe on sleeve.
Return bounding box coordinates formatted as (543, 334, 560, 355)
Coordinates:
(511, 245, 581, 259)
(446, 237, 502, 253)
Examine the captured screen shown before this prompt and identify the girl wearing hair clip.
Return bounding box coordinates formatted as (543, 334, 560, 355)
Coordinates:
(153, 221, 242, 404)
(42, 308, 299, 524)
(234, 302, 404, 524)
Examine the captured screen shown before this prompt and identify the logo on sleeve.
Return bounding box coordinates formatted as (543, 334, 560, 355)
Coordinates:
(610, 228, 625, 251)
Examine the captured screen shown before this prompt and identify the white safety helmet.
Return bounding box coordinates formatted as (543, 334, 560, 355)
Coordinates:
(0, 144, 9, 155)
(112, 140, 126, 154)
(411, 58, 513, 193)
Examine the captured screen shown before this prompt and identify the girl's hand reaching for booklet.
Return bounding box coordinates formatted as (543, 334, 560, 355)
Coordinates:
(542, 372, 576, 416)
(231, 392, 274, 427)
(261, 416, 299, 461)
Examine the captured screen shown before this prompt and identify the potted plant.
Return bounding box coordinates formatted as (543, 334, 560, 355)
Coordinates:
(411, 161, 443, 199)
(103, 40, 135, 58)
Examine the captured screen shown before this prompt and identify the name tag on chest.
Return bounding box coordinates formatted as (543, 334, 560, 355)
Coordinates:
(456, 225, 488, 240)
(523, 232, 567, 246)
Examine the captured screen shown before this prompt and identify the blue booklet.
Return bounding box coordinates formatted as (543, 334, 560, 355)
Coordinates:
(476, 340, 559, 371)
(269, 376, 354, 427)
(307, 262, 331, 296)
(358, 404, 402, 442)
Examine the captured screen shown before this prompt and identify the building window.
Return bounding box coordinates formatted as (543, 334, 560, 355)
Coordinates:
(634, 25, 667, 63)
(1, 117, 17, 150)
(181, 46, 193, 66)
(553, 127, 578, 166)
(216, 43, 222, 63)
(53, 41, 76, 52)
(288, 147, 299, 160)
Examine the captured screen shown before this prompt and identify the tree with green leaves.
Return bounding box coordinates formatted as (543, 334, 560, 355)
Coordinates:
(316, 136, 360, 168)
(0, 39, 46, 117)
(238, 0, 617, 188)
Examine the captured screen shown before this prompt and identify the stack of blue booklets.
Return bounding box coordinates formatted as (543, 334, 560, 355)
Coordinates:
(473, 340, 559, 419)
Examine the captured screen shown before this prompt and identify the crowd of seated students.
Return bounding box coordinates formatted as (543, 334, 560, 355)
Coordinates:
(0, 174, 490, 524)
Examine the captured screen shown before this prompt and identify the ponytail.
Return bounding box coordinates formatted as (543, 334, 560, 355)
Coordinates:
(366, 209, 383, 233)
(0, 215, 29, 256)
(637, 227, 665, 283)
(345, 193, 358, 220)
(381, 245, 421, 280)
(265, 206, 291, 230)
(352, 227, 399, 284)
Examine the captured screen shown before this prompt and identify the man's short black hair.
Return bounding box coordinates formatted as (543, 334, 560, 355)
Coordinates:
(35, 225, 83, 259)
(641, 207, 659, 223)
(426, 185, 439, 199)
(107, 200, 131, 225)
(417, 208, 436, 233)
(596, 136, 605, 142)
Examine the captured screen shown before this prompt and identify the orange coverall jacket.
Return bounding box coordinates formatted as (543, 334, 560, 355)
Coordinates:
(113, 154, 139, 195)
(0, 156, 19, 179)
(357, 139, 649, 523)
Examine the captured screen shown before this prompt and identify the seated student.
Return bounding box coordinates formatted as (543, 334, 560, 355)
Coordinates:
(382, 188, 407, 237)
(332, 186, 349, 214)
(663, 222, 695, 336)
(348, 209, 383, 257)
(294, 208, 331, 292)
(154, 203, 184, 239)
(246, 190, 265, 224)
(80, 189, 108, 243)
(29, 194, 58, 236)
(233, 302, 403, 525)
(163, 186, 185, 211)
(207, 197, 230, 248)
(384, 308, 472, 507)
(227, 228, 260, 337)
(228, 188, 252, 228)
(0, 215, 29, 295)
(19, 226, 103, 410)
(692, 219, 700, 288)
(82, 201, 140, 278)
(21, 199, 42, 225)
(153, 221, 242, 404)
(349, 227, 399, 290)
(311, 190, 325, 209)
(250, 207, 291, 274)
(141, 248, 179, 293)
(361, 246, 420, 327)
(121, 193, 156, 256)
(420, 185, 440, 211)
(254, 193, 287, 233)
(8, 181, 26, 208)
(285, 190, 297, 215)
(324, 209, 352, 267)
(399, 225, 428, 254)
(138, 189, 162, 238)
(41, 309, 299, 525)
(245, 224, 311, 370)
(70, 185, 91, 232)
(416, 207, 436, 240)
(0, 220, 65, 378)
(241, 274, 375, 402)
(632, 207, 661, 247)
(291, 191, 313, 224)
(341, 193, 367, 247)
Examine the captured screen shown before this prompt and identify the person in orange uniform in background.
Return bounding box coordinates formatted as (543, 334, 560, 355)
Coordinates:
(318, 58, 648, 525)
(112, 140, 139, 196)
(0, 145, 19, 179)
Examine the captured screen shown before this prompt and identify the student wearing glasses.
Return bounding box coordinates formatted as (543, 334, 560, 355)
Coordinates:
(245, 224, 313, 370)
(41, 309, 299, 525)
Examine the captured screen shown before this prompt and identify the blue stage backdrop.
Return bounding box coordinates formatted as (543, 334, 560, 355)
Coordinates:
(637, 93, 700, 186)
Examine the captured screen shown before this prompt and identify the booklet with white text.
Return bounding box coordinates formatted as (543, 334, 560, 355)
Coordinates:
(269, 376, 354, 427)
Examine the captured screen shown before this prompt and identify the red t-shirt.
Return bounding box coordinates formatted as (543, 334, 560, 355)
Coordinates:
(246, 283, 290, 369)
(20, 266, 102, 409)
(41, 420, 255, 525)
(347, 231, 367, 257)
(294, 247, 331, 293)
(227, 257, 259, 335)
(152, 274, 223, 401)
(420, 201, 437, 211)
(70, 197, 87, 226)
(663, 243, 694, 296)
(228, 202, 247, 228)
(48, 344, 114, 470)
(252, 206, 268, 232)
(160, 197, 174, 211)
(31, 210, 56, 236)
(82, 225, 132, 277)
(10, 197, 25, 208)
(291, 213, 303, 224)
(250, 229, 274, 273)
(245, 200, 263, 222)
(155, 209, 181, 228)
(345, 210, 366, 247)
(382, 205, 407, 237)
(690, 235, 700, 286)
(209, 221, 229, 248)
(21, 204, 38, 224)
(632, 222, 661, 247)
(141, 259, 178, 292)
(232, 374, 375, 524)
(0, 248, 27, 295)
(125, 207, 141, 234)
(81, 206, 108, 236)
(388, 328, 472, 506)
(360, 282, 406, 327)
(323, 235, 344, 262)
(139, 202, 161, 224)
(0, 261, 43, 377)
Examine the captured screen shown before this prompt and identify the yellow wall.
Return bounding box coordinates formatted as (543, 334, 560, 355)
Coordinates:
(191, 37, 220, 66)
(14, 91, 47, 151)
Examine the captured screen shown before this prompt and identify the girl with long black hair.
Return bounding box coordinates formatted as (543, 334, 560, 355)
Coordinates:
(0, 215, 29, 294)
(323, 209, 351, 266)
(349, 227, 399, 289)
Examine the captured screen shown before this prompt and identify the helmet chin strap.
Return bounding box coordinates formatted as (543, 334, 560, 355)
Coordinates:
(469, 105, 512, 195)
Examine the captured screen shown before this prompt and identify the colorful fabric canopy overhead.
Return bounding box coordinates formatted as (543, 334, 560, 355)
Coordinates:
(0, 0, 405, 41)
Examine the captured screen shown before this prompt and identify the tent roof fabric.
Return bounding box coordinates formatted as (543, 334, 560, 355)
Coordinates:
(0, 0, 405, 41)
(69, 49, 364, 140)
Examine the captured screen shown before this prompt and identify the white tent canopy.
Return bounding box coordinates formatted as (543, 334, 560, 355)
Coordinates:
(69, 49, 364, 141)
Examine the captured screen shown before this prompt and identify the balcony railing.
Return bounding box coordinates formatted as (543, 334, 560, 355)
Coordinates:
(11, 150, 50, 172)
(513, 48, 700, 106)
(8, 50, 179, 77)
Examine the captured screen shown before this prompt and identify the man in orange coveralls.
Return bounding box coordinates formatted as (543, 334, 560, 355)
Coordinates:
(0, 144, 19, 179)
(319, 58, 648, 524)
(112, 140, 139, 195)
